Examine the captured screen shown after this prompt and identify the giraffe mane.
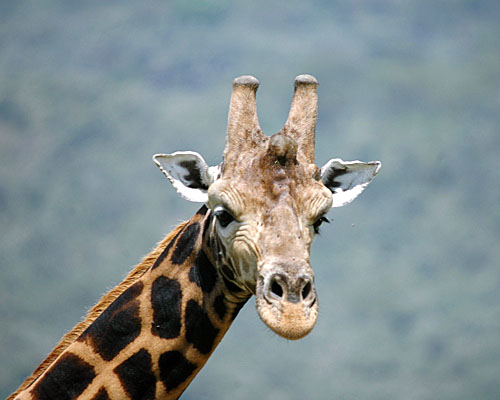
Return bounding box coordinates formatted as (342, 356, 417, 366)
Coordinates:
(10, 221, 189, 398)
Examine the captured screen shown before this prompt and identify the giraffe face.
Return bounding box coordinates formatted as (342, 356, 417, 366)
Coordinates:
(206, 145, 333, 339)
(153, 74, 381, 340)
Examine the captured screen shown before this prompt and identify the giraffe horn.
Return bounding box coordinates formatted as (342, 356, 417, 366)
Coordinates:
(223, 75, 262, 163)
(283, 74, 319, 163)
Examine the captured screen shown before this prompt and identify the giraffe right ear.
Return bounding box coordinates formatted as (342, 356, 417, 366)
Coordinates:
(153, 152, 220, 203)
(320, 158, 381, 208)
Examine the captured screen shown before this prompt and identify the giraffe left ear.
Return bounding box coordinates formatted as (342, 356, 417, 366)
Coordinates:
(153, 151, 220, 203)
(320, 158, 381, 207)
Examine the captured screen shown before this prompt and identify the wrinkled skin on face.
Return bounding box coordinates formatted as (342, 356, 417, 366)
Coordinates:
(207, 133, 332, 339)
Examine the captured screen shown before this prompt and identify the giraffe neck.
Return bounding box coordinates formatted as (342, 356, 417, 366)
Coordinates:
(11, 206, 250, 400)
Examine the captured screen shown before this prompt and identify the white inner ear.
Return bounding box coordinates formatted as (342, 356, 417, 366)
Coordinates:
(153, 151, 220, 203)
(320, 158, 381, 208)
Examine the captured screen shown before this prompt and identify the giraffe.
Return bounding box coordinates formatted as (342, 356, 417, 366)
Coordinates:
(9, 75, 381, 400)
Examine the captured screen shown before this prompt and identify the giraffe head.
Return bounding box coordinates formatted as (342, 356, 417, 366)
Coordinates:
(154, 75, 380, 340)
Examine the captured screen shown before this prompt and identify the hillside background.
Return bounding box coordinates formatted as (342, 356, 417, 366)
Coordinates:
(1, 1, 499, 399)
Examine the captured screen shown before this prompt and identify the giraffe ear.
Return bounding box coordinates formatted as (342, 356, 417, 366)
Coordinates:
(320, 158, 381, 208)
(153, 151, 220, 203)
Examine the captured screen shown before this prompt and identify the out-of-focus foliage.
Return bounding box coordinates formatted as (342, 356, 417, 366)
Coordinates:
(1, 1, 499, 399)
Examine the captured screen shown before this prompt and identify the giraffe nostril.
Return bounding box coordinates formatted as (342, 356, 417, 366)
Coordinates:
(301, 281, 311, 300)
(270, 278, 284, 299)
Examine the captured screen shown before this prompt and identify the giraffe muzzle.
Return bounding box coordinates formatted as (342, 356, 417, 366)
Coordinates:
(264, 272, 316, 306)
(255, 261, 319, 340)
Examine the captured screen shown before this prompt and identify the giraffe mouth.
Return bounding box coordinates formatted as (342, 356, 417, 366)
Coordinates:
(255, 262, 319, 340)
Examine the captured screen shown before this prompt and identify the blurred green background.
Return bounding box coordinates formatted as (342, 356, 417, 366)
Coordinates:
(1, 1, 499, 399)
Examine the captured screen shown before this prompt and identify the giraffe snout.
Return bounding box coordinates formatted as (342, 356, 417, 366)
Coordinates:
(255, 261, 319, 340)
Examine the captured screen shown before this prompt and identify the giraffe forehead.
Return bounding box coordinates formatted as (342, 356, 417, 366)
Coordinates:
(215, 145, 322, 212)
(210, 174, 328, 222)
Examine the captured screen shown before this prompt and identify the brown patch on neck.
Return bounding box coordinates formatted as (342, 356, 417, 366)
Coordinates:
(8, 222, 189, 399)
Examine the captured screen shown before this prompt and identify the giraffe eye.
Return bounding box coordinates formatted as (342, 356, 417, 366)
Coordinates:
(214, 206, 235, 228)
(313, 216, 330, 234)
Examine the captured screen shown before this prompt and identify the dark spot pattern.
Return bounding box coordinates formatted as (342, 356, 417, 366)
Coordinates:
(32, 353, 95, 400)
(159, 351, 197, 392)
(213, 294, 227, 320)
(222, 274, 244, 293)
(151, 276, 182, 339)
(153, 206, 207, 271)
(195, 204, 209, 216)
(79, 282, 143, 361)
(189, 250, 217, 294)
(231, 298, 249, 320)
(221, 264, 234, 281)
(114, 349, 156, 400)
(188, 266, 198, 286)
(91, 388, 110, 400)
(171, 223, 200, 265)
(152, 229, 183, 270)
(179, 160, 209, 190)
(185, 300, 220, 354)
